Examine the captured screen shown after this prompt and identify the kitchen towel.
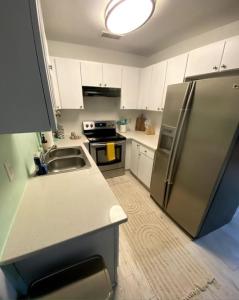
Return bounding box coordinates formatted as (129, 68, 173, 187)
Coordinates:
(106, 142, 116, 161)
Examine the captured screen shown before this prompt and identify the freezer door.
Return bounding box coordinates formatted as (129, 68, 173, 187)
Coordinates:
(150, 83, 191, 207)
(166, 76, 239, 237)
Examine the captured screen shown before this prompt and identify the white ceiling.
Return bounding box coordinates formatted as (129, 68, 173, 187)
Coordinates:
(41, 0, 239, 56)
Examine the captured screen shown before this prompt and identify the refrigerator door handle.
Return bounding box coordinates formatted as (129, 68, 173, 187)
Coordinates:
(162, 82, 194, 207)
(164, 81, 196, 208)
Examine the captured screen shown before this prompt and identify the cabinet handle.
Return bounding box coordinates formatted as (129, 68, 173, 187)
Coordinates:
(221, 64, 227, 69)
(49, 65, 53, 70)
(122, 106, 125, 109)
(99, 83, 102, 87)
(213, 66, 218, 70)
(104, 83, 107, 87)
(146, 106, 148, 110)
(157, 107, 160, 111)
(80, 105, 83, 109)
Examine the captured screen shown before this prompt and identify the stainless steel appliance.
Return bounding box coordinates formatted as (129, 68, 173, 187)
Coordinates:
(82, 86, 121, 97)
(150, 76, 239, 238)
(83, 120, 126, 178)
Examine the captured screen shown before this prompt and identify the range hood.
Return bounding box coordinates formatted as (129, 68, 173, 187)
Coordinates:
(82, 86, 121, 97)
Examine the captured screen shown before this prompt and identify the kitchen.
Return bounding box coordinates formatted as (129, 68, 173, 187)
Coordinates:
(1, 0, 239, 299)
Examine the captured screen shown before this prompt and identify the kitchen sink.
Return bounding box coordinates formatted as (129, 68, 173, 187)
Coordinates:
(44, 147, 82, 162)
(47, 156, 88, 173)
(41, 146, 91, 175)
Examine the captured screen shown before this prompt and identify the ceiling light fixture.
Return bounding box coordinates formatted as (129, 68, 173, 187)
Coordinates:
(105, 0, 155, 35)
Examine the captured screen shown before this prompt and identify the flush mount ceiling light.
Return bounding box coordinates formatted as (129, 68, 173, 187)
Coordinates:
(105, 0, 155, 35)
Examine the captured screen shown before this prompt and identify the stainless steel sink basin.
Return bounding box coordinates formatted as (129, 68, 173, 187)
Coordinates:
(45, 147, 82, 161)
(41, 146, 91, 175)
(47, 156, 87, 173)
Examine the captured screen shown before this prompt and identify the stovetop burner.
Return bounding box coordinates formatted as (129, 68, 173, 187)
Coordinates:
(82, 120, 126, 143)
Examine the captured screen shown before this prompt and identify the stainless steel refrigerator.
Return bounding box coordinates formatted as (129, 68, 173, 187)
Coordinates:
(150, 76, 239, 239)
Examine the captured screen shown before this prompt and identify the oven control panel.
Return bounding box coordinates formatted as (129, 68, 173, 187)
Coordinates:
(83, 121, 116, 131)
(83, 121, 95, 130)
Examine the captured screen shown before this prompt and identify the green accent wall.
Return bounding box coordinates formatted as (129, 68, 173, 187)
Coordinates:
(0, 133, 41, 253)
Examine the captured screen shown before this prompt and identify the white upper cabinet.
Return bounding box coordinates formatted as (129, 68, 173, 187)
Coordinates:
(121, 66, 140, 109)
(102, 64, 122, 88)
(220, 36, 239, 71)
(138, 66, 152, 110)
(150, 61, 167, 111)
(162, 53, 188, 108)
(54, 57, 84, 109)
(50, 58, 61, 110)
(81, 61, 122, 88)
(185, 41, 225, 77)
(81, 61, 103, 87)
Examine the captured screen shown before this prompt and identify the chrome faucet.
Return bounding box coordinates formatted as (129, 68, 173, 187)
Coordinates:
(43, 144, 57, 162)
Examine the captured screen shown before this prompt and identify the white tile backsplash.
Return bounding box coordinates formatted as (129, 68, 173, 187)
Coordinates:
(57, 97, 162, 135)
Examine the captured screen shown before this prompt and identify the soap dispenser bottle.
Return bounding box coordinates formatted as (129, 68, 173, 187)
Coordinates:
(41, 134, 48, 152)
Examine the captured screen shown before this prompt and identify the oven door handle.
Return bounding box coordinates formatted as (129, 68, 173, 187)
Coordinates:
(90, 141, 125, 147)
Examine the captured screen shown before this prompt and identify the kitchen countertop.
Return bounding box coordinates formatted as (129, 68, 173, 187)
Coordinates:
(0, 136, 127, 265)
(119, 131, 159, 150)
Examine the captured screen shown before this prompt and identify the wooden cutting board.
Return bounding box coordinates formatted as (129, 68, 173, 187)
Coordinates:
(135, 114, 146, 131)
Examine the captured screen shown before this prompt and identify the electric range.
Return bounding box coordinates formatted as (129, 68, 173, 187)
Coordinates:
(83, 120, 126, 178)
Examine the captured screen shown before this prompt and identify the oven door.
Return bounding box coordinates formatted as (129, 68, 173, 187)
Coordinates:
(90, 141, 126, 171)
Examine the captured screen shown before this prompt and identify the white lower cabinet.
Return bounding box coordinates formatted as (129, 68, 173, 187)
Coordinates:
(130, 141, 140, 175)
(130, 141, 155, 188)
(138, 152, 154, 188)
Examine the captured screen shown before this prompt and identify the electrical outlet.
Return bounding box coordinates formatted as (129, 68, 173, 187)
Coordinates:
(4, 162, 14, 182)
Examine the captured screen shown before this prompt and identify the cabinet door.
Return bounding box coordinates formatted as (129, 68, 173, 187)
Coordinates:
(162, 53, 188, 108)
(103, 64, 122, 88)
(50, 57, 61, 109)
(0, 0, 55, 134)
(150, 61, 167, 111)
(55, 58, 84, 109)
(138, 66, 152, 110)
(131, 141, 140, 176)
(34, 0, 57, 129)
(121, 66, 140, 109)
(220, 36, 239, 71)
(125, 140, 132, 169)
(81, 61, 103, 87)
(138, 153, 154, 188)
(185, 41, 225, 77)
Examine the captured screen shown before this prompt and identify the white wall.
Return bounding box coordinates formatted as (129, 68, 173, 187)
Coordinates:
(57, 97, 162, 136)
(147, 20, 239, 65)
(48, 40, 145, 67)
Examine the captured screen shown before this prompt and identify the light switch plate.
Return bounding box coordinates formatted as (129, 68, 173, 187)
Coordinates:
(4, 162, 14, 182)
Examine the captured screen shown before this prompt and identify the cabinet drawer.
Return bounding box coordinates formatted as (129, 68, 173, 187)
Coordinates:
(139, 145, 154, 159)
